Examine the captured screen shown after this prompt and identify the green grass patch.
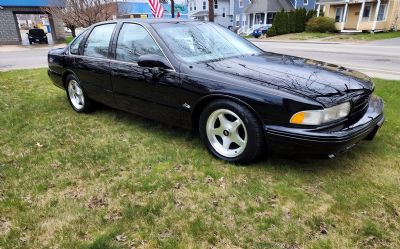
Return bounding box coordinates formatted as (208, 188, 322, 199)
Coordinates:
(0, 69, 400, 248)
(272, 31, 400, 41)
(288, 32, 335, 40)
(334, 31, 400, 41)
(65, 35, 74, 44)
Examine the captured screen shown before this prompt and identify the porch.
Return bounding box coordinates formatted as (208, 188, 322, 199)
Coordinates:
(238, 0, 293, 35)
(316, 0, 390, 32)
(238, 12, 276, 35)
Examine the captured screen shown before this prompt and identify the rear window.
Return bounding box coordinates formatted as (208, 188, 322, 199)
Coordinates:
(29, 29, 45, 35)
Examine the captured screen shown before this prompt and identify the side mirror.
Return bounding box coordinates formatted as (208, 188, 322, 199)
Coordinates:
(138, 54, 171, 70)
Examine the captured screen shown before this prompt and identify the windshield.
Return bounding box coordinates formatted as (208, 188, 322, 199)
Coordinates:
(152, 22, 262, 63)
(29, 29, 45, 35)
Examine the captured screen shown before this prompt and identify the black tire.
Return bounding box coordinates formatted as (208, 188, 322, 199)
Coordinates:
(65, 74, 95, 113)
(199, 100, 265, 164)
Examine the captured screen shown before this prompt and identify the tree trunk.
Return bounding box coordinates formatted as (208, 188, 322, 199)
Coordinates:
(71, 26, 76, 37)
(171, 0, 175, 18)
(208, 0, 214, 22)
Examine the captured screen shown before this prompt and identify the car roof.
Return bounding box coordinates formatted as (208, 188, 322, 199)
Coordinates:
(96, 18, 200, 25)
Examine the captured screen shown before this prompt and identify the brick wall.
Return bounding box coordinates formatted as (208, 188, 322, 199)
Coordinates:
(0, 9, 20, 45)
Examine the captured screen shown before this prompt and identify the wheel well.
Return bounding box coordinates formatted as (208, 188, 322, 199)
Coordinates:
(62, 71, 73, 88)
(191, 95, 264, 132)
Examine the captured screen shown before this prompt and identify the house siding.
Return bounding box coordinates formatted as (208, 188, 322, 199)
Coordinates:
(289, 0, 317, 10)
(189, 0, 234, 27)
(233, 0, 252, 28)
(320, 0, 400, 31)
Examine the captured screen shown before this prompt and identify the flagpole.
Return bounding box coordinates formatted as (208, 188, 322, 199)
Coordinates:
(171, 0, 175, 18)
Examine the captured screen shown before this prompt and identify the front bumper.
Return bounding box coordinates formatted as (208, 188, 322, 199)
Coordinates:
(265, 95, 384, 155)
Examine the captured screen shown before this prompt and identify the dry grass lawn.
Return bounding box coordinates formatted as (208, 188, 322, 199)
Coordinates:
(0, 69, 400, 249)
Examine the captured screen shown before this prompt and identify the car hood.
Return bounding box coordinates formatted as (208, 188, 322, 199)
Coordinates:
(197, 52, 373, 100)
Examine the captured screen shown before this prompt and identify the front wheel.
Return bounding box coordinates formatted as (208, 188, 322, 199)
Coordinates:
(66, 75, 95, 113)
(199, 100, 265, 164)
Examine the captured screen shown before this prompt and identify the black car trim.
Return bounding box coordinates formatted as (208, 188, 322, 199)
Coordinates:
(265, 115, 383, 143)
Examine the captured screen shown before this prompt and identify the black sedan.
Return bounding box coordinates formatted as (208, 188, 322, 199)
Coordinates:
(27, 28, 48, 44)
(47, 19, 384, 164)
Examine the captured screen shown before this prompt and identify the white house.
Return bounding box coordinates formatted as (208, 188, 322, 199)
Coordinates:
(189, 0, 235, 27)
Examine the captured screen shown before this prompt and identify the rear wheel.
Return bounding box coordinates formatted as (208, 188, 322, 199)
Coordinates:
(199, 100, 265, 164)
(66, 75, 95, 113)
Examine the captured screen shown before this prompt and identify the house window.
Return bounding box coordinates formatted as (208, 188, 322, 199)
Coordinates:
(235, 15, 240, 26)
(377, 4, 387, 21)
(239, 0, 244, 8)
(362, 4, 372, 21)
(255, 13, 265, 25)
(203, 1, 206, 10)
(303, 0, 308, 5)
(214, 0, 218, 9)
(267, 12, 276, 24)
(335, 7, 344, 22)
(222, 7, 226, 17)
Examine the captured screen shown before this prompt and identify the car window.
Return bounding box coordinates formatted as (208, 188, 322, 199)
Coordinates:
(84, 24, 116, 58)
(29, 29, 45, 35)
(152, 22, 261, 63)
(70, 30, 87, 55)
(116, 23, 163, 63)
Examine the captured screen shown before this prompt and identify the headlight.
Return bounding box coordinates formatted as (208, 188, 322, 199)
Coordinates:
(290, 102, 351, 125)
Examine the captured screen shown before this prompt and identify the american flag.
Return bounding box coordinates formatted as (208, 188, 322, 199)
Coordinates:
(148, 0, 164, 18)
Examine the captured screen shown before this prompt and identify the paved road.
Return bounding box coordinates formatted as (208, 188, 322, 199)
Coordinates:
(0, 45, 61, 71)
(1, 40, 400, 80)
(253, 40, 400, 80)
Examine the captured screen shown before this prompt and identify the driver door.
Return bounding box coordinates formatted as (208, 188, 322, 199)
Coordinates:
(110, 23, 182, 125)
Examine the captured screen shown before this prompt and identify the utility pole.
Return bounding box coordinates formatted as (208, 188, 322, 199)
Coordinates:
(171, 0, 175, 18)
(208, 0, 214, 22)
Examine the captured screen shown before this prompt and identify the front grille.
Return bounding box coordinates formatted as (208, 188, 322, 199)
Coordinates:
(349, 92, 370, 120)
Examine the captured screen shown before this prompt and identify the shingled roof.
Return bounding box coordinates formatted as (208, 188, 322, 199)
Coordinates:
(243, 0, 294, 13)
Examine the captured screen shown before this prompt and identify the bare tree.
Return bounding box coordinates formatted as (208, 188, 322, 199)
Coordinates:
(208, 0, 214, 22)
(43, 0, 116, 37)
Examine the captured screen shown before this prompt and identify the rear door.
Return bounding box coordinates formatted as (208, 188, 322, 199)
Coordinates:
(110, 22, 182, 124)
(73, 23, 117, 105)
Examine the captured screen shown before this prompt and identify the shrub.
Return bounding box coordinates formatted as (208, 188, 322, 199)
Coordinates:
(306, 16, 336, 33)
(288, 11, 296, 33)
(266, 8, 317, 37)
(272, 10, 289, 35)
(306, 9, 317, 23)
(267, 26, 277, 37)
(295, 8, 306, 32)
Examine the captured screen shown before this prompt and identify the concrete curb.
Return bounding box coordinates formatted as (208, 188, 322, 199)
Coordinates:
(247, 38, 342, 45)
(0, 43, 66, 52)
